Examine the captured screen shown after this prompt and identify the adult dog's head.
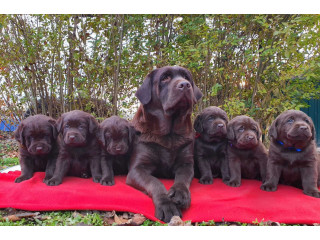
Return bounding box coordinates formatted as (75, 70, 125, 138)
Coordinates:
(194, 106, 228, 142)
(98, 116, 135, 155)
(134, 66, 202, 136)
(227, 115, 262, 150)
(269, 110, 315, 150)
(56, 110, 98, 147)
(15, 114, 58, 155)
(136, 66, 203, 116)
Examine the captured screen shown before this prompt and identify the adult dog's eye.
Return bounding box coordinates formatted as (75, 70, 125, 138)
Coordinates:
(287, 118, 294, 124)
(160, 74, 171, 81)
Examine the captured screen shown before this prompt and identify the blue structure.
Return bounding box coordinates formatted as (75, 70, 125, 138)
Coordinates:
(301, 99, 320, 146)
(0, 120, 18, 132)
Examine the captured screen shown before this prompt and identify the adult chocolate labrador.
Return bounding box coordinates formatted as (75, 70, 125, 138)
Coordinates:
(126, 66, 203, 222)
(261, 110, 320, 198)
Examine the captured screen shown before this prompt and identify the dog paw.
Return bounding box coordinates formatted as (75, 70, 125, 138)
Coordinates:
(15, 176, 30, 183)
(155, 196, 182, 223)
(46, 177, 62, 186)
(100, 177, 115, 186)
(199, 176, 213, 185)
(303, 190, 320, 198)
(227, 179, 241, 187)
(260, 183, 277, 192)
(168, 183, 191, 209)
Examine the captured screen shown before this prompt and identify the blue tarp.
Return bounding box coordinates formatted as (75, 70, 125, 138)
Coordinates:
(0, 121, 17, 132)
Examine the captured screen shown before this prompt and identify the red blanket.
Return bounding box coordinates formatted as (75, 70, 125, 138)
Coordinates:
(1, 171, 320, 224)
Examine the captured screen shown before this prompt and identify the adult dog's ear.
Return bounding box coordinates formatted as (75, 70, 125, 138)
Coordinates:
(128, 124, 136, 145)
(193, 114, 203, 133)
(193, 84, 203, 102)
(227, 121, 235, 141)
(14, 123, 25, 146)
(268, 117, 279, 140)
(48, 119, 58, 139)
(136, 70, 156, 105)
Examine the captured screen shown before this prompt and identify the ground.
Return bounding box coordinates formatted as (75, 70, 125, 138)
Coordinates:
(0, 130, 315, 226)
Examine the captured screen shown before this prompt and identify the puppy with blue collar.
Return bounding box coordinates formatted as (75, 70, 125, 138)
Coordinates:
(261, 110, 320, 198)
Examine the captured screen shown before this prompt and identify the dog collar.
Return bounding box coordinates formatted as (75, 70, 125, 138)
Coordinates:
(195, 132, 201, 139)
(276, 140, 302, 152)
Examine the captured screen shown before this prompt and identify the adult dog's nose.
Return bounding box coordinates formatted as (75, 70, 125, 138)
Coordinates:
(177, 81, 191, 90)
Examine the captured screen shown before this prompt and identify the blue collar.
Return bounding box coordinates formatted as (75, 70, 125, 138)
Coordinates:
(277, 140, 302, 152)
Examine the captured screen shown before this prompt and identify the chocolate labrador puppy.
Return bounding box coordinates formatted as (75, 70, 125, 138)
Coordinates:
(194, 106, 229, 184)
(14, 114, 58, 183)
(46, 110, 101, 186)
(126, 66, 203, 223)
(97, 116, 135, 186)
(261, 110, 320, 198)
(226, 115, 267, 187)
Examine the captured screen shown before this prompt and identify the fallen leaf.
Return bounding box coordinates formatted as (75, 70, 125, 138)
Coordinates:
(132, 214, 146, 225)
(104, 217, 115, 226)
(15, 212, 40, 218)
(114, 214, 131, 225)
(168, 216, 184, 226)
(2, 215, 21, 222)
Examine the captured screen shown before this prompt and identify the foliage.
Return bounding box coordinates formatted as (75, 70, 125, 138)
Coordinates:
(0, 14, 319, 135)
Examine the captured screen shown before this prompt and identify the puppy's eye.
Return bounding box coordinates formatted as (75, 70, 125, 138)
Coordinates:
(287, 118, 294, 124)
(65, 125, 70, 129)
(78, 125, 84, 130)
(238, 127, 244, 132)
(208, 116, 214, 121)
(183, 74, 189, 80)
(305, 119, 310, 124)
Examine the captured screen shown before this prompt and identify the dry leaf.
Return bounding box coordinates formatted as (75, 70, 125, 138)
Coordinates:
(114, 214, 131, 225)
(132, 214, 146, 225)
(2, 215, 21, 222)
(15, 212, 40, 218)
(168, 216, 184, 226)
(104, 217, 115, 226)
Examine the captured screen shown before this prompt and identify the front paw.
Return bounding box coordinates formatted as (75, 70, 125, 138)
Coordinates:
(168, 183, 191, 209)
(100, 177, 114, 186)
(199, 176, 213, 185)
(303, 190, 320, 198)
(260, 182, 277, 192)
(46, 177, 62, 186)
(15, 175, 32, 183)
(155, 196, 182, 223)
(227, 179, 241, 187)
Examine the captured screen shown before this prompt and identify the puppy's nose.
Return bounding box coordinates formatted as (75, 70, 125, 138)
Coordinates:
(115, 146, 122, 152)
(69, 135, 75, 141)
(36, 146, 43, 153)
(217, 124, 224, 128)
(247, 135, 254, 140)
(177, 81, 191, 90)
(299, 126, 308, 130)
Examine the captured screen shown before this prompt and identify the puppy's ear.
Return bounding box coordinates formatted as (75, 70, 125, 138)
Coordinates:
(193, 84, 203, 102)
(268, 117, 279, 140)
(14, 123, 25, 146)
(227, 122, 235, 141)
(96, 126, 105, 147)
(136, 70, 156, 105)
(193, 114, 203, 133)
(309, 117, 316, 140)
(88, 116, 99, 134)
(127, 125, 136, 144)
(48, 119, 58, 140)
(256, 122, 262, 140)
(55, 116, 63, 134)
